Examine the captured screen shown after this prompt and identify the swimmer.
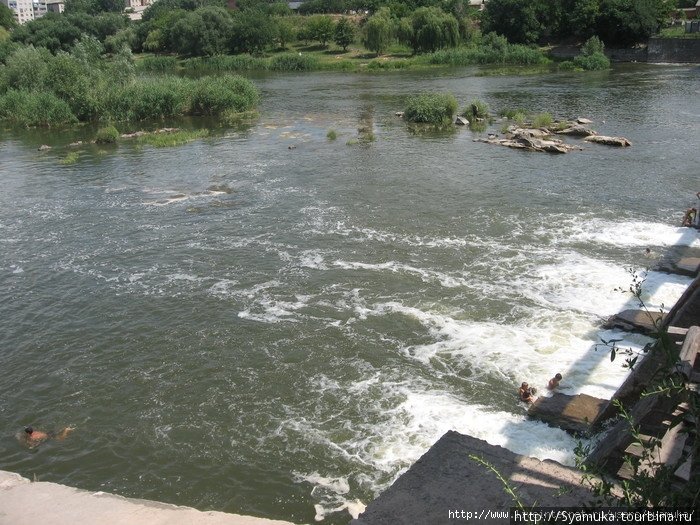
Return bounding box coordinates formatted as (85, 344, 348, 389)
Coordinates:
(547, 373, 563, 390)
(21, 426, 74, 446)
(519, 382, 534, 403)
(681, 208, 697, 227)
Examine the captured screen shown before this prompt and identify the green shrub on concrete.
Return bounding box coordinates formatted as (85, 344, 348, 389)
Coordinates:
(404, 93, 458, 125)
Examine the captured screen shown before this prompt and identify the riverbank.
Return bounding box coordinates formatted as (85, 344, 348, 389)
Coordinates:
(0, 470, 299, 525)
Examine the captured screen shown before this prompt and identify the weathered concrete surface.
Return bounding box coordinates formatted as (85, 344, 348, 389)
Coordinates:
(527, 393, 609, 434)
(602, 309, 665, 334)
(656, 257, 700, 277)
(0, 470, 297, 525)
(351, 431, 596, 525)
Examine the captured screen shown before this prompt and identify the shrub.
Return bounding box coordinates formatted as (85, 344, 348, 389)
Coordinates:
(531, 112, 553, 128)
(95, 124, 119, 143)
(0, 89, 77, 127)
(269, 53, 319, 71)
(136, 56, 178, 72)
(573, 52, 610, 71)
(60, 151, 80, 164)
(404, 93, 458, 125)
(462, 99, 489, 121)
(326, 129, 337, 140)
(190, 75, 259, 115)
(137, 129, 209, 147)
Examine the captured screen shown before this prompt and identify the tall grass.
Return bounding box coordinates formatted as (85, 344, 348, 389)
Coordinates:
(404, 93, 458, 125)
(136, 56, 178, 72)
(426, 43, 548, 66)
(0, 44, 261, 126)
(183, 55, 267, 72)
(269, 53, 319, 71)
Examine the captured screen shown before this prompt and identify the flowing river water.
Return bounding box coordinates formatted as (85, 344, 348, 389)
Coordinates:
(1, 64, 699, 523)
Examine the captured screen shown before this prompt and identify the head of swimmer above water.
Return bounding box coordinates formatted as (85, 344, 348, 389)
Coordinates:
(25, 426, 34, 435)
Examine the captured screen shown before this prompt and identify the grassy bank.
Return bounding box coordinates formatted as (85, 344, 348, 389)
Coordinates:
(136, 38, 551, 74)
(0, 44, 260, 127)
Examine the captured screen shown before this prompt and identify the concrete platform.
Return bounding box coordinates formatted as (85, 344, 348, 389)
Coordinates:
(602, 309, 665, 334)
(351, 431, 597, 525)
(0, 470, 297, 525)
(527, 393, 609, 434)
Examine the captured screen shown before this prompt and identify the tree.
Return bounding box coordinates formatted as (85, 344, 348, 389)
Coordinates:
(307, 15, 335, 47)
(482, 0, 555, 44)
(409, 6, 459, 53)
(1, 3, 17, 30)
(334, 17, 355, 51)
(276, 18, 295, 49)
(170, 7, 232, 56)
(230, 8, 277, 53)
(597, 0, 674, 46)
(363, 8, 393, 56)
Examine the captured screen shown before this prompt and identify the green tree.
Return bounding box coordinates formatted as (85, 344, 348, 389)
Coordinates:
(597, 0, 674, 46)
(170, 7, 232, 56)
(0, 3, 17, 30)
(230, 8, 277, 53)
(363, 8, 393, 56)
(409, 6, 459, 53)
(482, 0, 556, 44)
(307, 15, 335, 47)
(276, 18, 295, 49)
(334, 17, 355, 51)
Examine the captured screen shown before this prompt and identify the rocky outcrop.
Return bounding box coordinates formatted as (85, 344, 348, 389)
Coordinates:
(556, 124, 597, 137)
(455, 116, 469, 126)
(584, 135, 632, 147)
(476, 128, 582, 154)
(528, 393, 610, 433)
(602, 309, 665, 334)
(120, 128, 181, 139)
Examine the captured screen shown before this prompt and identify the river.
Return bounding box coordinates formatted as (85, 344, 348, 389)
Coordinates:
(1, 63, 699, 524)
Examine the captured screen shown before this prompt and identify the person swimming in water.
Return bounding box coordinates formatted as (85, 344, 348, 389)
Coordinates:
(547, 373, 563, 390)
(519, 382, 535, 403)
(21, 426, 74, 446)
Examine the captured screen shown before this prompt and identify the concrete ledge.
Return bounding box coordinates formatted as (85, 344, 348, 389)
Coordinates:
(0, 470, 297, 525)
(602, 309, 664, 334)
(528, 393, 609, 434)
(351, 431, 596, 525)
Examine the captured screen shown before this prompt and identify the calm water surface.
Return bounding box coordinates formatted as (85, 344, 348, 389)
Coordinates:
(1, 64, 699, 523)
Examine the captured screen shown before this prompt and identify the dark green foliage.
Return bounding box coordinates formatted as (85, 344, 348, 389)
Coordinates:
(334, 17, 355, 51)
(404, 93, 458, 124)
(95, 124, 120, 143)
(482, 0, 556, 44)
(277, 19, 296, 49)
(0, 3, 16, 30)
(170, 7, 233, 56)
(596, 0, 673, 47)
(11, 12, 128, 54)
(183, 54, 266, 71)
(230, 9, 278, 53)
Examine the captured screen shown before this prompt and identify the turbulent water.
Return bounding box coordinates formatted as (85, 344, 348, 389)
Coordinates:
(1, 64, 699, 524)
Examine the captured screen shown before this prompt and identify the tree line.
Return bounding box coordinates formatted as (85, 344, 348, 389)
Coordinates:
(0, 0, 679, 61)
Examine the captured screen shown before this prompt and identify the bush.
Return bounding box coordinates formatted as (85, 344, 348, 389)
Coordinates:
(531, 112, 553, 128)
(462, 99, 489, 120)
(136, 56, 178, 72)
(190, 75, 259, 115)
(326, 129, 337, 140)
(183, 55, 266, 71)
(269, 53, 319, 71)
(95, 124, 120, 143)
(573, 51, 610, 71)
(0, 89, 77, 127)
(404, 93, 458, 125)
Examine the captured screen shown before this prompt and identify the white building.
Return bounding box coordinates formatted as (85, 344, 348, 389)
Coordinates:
(124, 0, 154, 21)
(33, 0, 46, 18)
(45, 0, 63, 14)
(2, 0, 35, 24)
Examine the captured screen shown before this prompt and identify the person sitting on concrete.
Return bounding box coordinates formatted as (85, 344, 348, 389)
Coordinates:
(681, 208, 697, 227)
(519, 382, 535, 403)
(22, 426, 74, 446)
(547, 373, 563, 390)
